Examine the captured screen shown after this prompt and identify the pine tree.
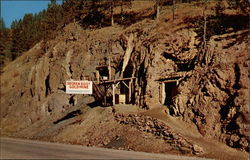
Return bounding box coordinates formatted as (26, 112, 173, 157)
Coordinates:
(110, 0, 114, 26)
(11, 19, 23, 59)
(0, 18, 12, 68)
(155, 0, 160, 19)
(0, 18, 6, 31)
(39, 0, 64, 40)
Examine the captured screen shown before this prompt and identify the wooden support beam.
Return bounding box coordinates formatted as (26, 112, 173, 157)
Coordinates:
(104, 83, 107, 106)
(93, 77, 137, 106)
(94, 77, 136, 84)
(161, 79, 178, 83)
(129, 79, 132, 103)
(159, 83, 162, 104)
(162, 83, 165, 104)
(115, 81, 120, 88)
(112, 84, 115, 106)
(96, 71, 100, 83)
(108, 57, 112, 80)
(131, 78, 134, 104)
(122, 81, 129, 89)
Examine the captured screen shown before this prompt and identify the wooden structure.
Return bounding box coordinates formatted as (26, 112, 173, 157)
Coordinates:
(92, 58, 136, 106)
(160, 80, 179, 105)
(95, 57, 112, 83)
(95, 65, 112, 82)
(157, 72, 186, 105)
(93, 77, 136, 106)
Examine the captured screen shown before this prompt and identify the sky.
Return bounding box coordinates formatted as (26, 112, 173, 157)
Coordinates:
(1, 0, 62, 28)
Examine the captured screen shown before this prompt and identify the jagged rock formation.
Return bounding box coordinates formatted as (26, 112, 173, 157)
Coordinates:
(175, 30, 249, 151)
(113, 20, 249, 152)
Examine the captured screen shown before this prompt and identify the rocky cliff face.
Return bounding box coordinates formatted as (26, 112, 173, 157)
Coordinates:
(175, 30, 249, 151)
(115, 19, 249, 151)
(0, 5, 249, 155)
(0, 24, 123, 135)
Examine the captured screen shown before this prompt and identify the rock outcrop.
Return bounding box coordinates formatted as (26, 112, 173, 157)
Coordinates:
(0, 4, 249, 155)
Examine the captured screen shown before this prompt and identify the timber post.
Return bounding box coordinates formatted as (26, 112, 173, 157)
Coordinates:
(129, 79, 132, 103)
(112, 83, 115, 106)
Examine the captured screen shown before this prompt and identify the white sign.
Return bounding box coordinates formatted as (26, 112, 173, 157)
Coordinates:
(66, 80, 93, 94)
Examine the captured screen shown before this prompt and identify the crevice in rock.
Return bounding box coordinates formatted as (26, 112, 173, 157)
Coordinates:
(137, 62, 148, 108)
(219, 63, 241, 122)
(218, 63, 246, 150)
(69, 63, 73, 77)
(48, 106, 52, 113)
(233, 63, 241, 90)
(58, 84, 66, 92)
(69, 96, 75, 106)
(219, 92, 238, 121)
(123, 61, 133, 78)
(226, 121, 240, 134)
(213, 77, 231, 95)
(162, 52, 196, 72)
(30, 88, 34, 97)
(45, 74, 51, 97)
(163, 52, 179, 62)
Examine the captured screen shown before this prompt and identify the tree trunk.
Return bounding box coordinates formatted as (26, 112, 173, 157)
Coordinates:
(111, 14, 114, 26)
(111, 1, 114, 26)
(172, 0, 175, 20)
(203, 4, 207, 51)
(155, 0, 160, 19)
(121, 0, 124, 21)
(201, 1, 207, 65)
(156, 4, 160, 19)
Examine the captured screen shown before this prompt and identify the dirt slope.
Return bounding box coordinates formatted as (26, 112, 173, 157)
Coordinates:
(0, 2, 249, 160)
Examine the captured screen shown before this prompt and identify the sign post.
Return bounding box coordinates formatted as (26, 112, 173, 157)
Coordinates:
(66, 80, 93, 94)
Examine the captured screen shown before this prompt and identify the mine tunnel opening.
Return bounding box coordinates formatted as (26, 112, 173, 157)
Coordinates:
(123, 62, 134, 78)
(45, 74, 51, 97)
(164, 81, 178, 106)
(161, 80, 179, 116)
(97, 66, 109, 80)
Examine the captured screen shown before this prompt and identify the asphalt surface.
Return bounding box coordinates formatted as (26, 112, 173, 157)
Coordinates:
(0, 137, 211, 159)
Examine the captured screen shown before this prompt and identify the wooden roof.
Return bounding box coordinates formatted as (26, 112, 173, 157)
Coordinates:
(156, 72, 187, 81)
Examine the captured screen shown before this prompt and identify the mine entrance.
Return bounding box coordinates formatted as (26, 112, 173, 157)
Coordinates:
(161, 81, 178, 106)
(93, 58, 136, 106)
(161, 80, 179, 116)
(96, 65, 110, 81)
(158, 74, 184, 115)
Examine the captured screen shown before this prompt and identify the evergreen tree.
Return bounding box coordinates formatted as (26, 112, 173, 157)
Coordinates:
(41, 1, 63, 40)
(0, 18, 12, 68)
(62, 0, 86, 24)
(0, 17, 6, 31)
(11, 19, 23, 58)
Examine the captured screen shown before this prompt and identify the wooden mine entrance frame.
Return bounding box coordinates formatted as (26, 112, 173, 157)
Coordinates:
(159, 79, 179, 105)
(93, 58, 136, 106)
(157, 72, 185, 105)
(95, 77, 136, 106)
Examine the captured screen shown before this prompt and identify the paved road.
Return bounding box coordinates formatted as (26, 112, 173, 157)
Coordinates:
(0, 137, 211, 159)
